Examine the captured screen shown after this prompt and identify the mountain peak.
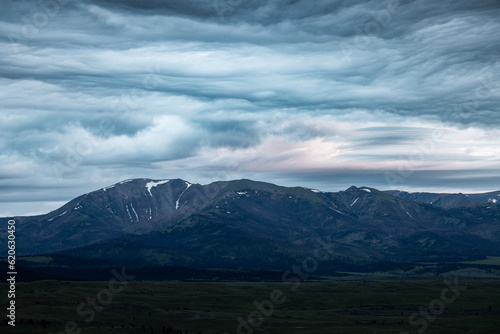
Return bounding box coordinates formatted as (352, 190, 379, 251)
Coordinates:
(100, 178, 191, 192)
(3, 178, 500, 269)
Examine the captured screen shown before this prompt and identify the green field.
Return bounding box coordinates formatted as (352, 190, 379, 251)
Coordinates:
(1, 280, 500, 333)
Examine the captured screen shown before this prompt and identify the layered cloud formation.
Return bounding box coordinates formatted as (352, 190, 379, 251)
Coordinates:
(1, 0, 499, 215)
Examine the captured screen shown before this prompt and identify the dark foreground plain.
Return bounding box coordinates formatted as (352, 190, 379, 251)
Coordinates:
(1, 279, 500, 334)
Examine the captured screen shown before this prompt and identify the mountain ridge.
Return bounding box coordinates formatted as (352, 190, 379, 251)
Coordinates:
(1, 178, 500, 276)
(386, 189, 500, 208)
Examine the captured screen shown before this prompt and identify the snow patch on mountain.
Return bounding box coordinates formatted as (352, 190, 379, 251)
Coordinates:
(176, 181, 192, 210)
(330, 207, 345, 215)
(48, 211, 67, 222)
(146, 180, 170, 196)
(125, 205, 133, 222)
(130, 203, 139, 222)
(361, 188, 371, 193)
(350, 198, 359, 207)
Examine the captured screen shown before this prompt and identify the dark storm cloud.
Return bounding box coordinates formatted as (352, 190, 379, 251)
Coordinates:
(1, 0, 499, 215)
(351, 126, 428, 147)
(191, 118, 261, 148)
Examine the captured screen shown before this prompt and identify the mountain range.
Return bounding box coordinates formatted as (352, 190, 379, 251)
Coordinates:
(2, 178, 500, 280)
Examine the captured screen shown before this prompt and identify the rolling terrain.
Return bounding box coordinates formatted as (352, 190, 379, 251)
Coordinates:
(2, 179, 500, 280)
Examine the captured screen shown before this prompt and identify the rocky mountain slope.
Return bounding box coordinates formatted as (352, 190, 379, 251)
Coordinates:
(1, 179, 500, 274)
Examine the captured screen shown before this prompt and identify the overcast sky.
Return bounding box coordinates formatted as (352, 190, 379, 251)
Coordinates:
(1, 0, 500, 216)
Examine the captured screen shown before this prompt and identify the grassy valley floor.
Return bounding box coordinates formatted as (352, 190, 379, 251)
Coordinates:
(1, 279, 500, 334)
